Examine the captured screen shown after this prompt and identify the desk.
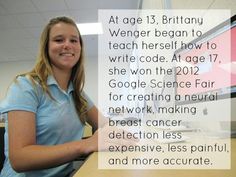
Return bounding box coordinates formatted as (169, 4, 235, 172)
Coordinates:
(73, 139, 236, 177)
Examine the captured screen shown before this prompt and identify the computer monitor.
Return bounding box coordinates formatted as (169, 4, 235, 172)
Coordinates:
(173, 15, 236, 136)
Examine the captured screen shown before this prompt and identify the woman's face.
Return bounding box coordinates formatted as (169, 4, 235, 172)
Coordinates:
(48, 22, 81, 72)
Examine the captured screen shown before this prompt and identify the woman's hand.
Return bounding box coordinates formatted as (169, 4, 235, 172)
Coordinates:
(82, 123, 139, 153)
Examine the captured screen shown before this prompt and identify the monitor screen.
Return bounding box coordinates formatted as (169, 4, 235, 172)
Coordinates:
(175, 15, 236, 98)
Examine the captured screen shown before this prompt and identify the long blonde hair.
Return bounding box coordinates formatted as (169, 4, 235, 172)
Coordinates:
(19, 16, 87, 123)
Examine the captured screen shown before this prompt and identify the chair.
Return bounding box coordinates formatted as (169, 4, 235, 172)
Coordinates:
(0, 127, 5, 172)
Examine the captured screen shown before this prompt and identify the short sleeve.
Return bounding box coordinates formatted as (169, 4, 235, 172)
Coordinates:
(82, 92, 94, 110)
(0, 76, 39, 114)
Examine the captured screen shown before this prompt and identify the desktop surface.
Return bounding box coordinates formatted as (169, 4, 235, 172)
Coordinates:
(73, 138, 236, 177)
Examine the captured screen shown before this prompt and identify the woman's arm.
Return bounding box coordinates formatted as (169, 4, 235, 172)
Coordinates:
(86, 106, 108, 132)
(8, 110, 97, 172)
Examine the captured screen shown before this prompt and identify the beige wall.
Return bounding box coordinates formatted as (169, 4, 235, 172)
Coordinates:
(0, 60, 35, 100)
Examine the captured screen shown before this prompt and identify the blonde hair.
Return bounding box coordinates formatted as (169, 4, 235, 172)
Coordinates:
(18, 16, 87, 123)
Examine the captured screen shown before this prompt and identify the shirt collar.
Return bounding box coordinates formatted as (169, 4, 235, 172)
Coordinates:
(47, 75, 74, 93)
(67, 82, 74, 93)
(47, 75, 57, 86)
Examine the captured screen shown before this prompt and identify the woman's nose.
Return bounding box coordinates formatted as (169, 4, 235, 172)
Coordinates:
(63, 40, 72, 49)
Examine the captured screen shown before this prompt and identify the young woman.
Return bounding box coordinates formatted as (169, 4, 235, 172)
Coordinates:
(0, 16, 100, 177)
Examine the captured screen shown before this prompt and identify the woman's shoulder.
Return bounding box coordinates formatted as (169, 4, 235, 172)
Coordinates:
(15, 75, 31, 83)
(11, 75, 42, 92)
(1, 75, 42, 114)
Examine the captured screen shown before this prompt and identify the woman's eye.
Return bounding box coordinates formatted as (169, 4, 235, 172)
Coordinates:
(56, 39, 63, 42)
(54, 39, 63, 43)
(71, 39, 78, 43)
